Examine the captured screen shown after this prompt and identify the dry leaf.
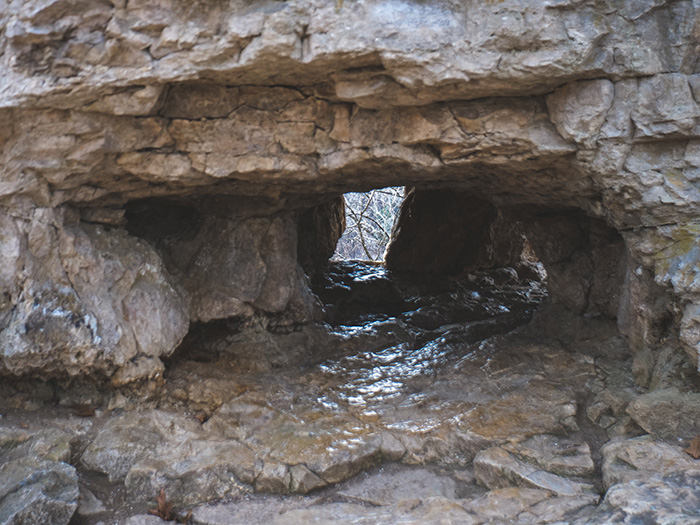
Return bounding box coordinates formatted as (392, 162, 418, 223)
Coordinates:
(149, 488, 173, 521)
(192, 411, 209, 424)
(684, 435, 700, 459)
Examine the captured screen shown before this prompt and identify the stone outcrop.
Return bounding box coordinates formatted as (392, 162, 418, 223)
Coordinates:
(0, 427, 79, 525)
(0, 0, 699, 389)
(0, 208, 189, 384)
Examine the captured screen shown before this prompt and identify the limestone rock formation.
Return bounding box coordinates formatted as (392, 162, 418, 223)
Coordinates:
(0, 210, 189, 384)
(1, 0, 700, 445)
(0, 427, 79, 525)
(5, 3, 700, 524)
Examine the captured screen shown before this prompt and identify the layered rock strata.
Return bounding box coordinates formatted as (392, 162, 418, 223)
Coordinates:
(1, 0, 699, 384)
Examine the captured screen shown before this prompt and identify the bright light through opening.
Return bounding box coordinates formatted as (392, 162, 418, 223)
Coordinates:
(333, 187, 405, 262)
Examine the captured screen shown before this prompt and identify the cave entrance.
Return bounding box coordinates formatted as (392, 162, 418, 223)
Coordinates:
(309, 188, 550, 336)
(300, 185, 631, 378)
(74, 185, 640, 504)
(333, 187, 405, 263)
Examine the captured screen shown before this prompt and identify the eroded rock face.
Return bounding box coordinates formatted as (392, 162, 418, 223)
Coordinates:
(297, 196, 346, 279)
(524, 213, 626, 319)
(0, 208, 189, 384)
(0, 1, 699, 385)
(127, 202, 319, 324)
(0, 426, 79, 525)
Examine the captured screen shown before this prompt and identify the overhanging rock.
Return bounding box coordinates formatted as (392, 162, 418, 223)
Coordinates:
(1, 0, 700, 382)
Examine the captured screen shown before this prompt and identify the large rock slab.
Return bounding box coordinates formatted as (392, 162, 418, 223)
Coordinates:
(2, 0, 683, 109)
(205, 392, 404, 491)
(464, 487, 597, 524)
(81, 410, 258, 505)
(575, 470, 700, 525)
(337, 467, 457, 506)
(473, 447, 596, 497)
(601, 436, 700, 490)
(0, 426, 79, 525)
(267, 498, 477, 525)
(626, 388, 700, 439)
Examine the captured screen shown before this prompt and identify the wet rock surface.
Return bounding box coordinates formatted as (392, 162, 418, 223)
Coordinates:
(1, 0, 700, 522)
(2, 262, 698, 524)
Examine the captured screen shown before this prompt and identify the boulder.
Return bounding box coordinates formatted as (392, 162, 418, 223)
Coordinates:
(0, 427, 79, 525)
(626, 388, 700, 439)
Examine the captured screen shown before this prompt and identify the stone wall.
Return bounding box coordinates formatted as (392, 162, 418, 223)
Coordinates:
(1, 0, 700, 382)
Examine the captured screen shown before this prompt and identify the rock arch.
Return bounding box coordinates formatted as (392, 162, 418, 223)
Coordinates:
(0, 0, 698, 388)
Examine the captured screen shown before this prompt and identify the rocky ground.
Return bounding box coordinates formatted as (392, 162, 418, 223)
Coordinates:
(2, 262, 700, 524)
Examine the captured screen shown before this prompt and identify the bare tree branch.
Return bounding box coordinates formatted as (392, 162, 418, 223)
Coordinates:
(333, 187, 404, 262)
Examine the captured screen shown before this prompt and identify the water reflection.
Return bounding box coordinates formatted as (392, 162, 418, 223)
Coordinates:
(312, 261, 547, 409)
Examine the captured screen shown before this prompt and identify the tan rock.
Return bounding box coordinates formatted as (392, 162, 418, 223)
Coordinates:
(602, 436, 700, 489)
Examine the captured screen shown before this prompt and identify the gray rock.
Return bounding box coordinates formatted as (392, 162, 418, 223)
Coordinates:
(82, 410, 258, 505)
(0, 217, 189, 385)
(124, 439, 257, 507)
(0, 457, 78, 525)
(337, 467, 457, 506)
(632, 74, 700, 138)
(465, 487, 597, 524)
(474, 447, 596, 497)
(574, 470, 700, 525)
(502, 434, 595, 478)
(269, 498, 477, 525)
(520, 494, 599, 524)
(81, 410, 186, 482)
(0, 427, 73, 464)
(546, 79, 615, 145)
(76, 485, 106, 517)
(147, 213, 320, 324)
(192, 498, 319, 525)
(288, 465, 326, 494)
(0, 425, 79, 524)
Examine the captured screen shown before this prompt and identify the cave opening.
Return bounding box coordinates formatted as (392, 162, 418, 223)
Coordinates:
(306, 187, 550, 336)
(115, 181, 648, 447)
(118, 184, 635, 379)
(122, 183, 641, 501)
(333, 186, 405, 263)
